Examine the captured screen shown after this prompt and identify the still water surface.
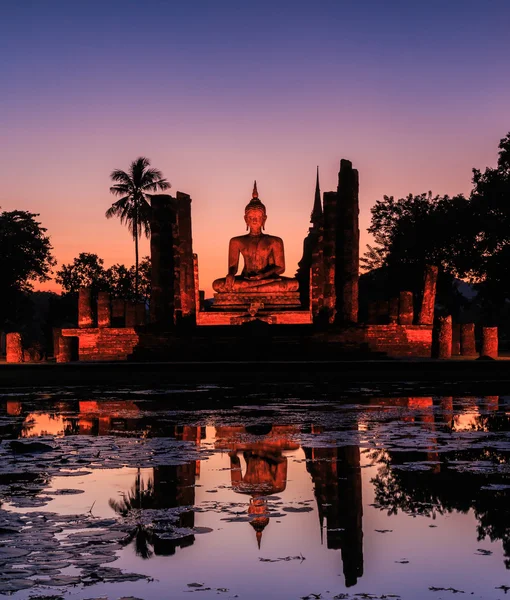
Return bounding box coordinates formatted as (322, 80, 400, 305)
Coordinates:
(0, 385, 509, 599)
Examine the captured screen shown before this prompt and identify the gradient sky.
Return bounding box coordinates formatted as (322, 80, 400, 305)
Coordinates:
(1, 0, 509, 295)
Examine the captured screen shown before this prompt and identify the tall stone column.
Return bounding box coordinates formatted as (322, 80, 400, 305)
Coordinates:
(322, 191, 338, 322)
(334, 159, 359, 325)
(418, 265, 438, 325)
(398, 291, 414, 325)
(6, 333, 23, 363)
(434, 315, 452, 359)
(176, 192, 196, 322)
(481, 327, 498, 358)
(452, 323, 461, 355)
(78, 288, 94, 328)
(460, 323, 477, 356)
(97, 292, 111, 328)
(150, 195, 176, 327)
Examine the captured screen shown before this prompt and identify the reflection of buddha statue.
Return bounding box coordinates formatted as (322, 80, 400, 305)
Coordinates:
(213, 182, 299, 294)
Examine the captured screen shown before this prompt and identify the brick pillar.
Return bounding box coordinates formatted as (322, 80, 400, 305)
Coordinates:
(452, 323, 461, 355)
(334, 159, 359, 324)
(97, 292, 111, 328)
(398, 291, 414, 325)
(176, 192, 196, 322)
(112, 299, 125, 327)
(460, 323, 477, 356)
(6, 333, 23, 363)
(322, 191, 337, 323)
(481, 327, 498, 358)
(57, 336, 73, 362)
(150, 195, 176, 327)
(78, 288, 94, 328)
(388, 297, 399, 324)
(435, 316, 452, 359)
(193, 254, 200, 314)
(418, 265, 438, 325)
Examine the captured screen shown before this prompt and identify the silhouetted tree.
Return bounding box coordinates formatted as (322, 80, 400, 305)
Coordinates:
(0, 209, 55, 331)
(106, 157, 169, 297)
(55, 253, 108, 294)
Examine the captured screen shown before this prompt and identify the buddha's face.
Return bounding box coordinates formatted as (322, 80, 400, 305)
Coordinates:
(244, 208, 266, 234)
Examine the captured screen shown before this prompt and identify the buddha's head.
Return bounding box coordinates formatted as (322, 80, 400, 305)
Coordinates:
(244, 181, 267, 233)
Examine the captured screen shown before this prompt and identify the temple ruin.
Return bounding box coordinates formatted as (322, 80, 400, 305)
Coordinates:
(13, 157, 494, 362)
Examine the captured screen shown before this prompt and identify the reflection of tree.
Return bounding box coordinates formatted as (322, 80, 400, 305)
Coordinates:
(109, 469, 156, 559)
(109, 461, 198, 559)
(371, 443, 510, 568)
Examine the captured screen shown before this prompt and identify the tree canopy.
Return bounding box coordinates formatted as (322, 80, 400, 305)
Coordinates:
(0, 209, 55, 330)
(361, 131, 510, 323)
(106, 157, 169, 296)
(55, 253, 151, 302)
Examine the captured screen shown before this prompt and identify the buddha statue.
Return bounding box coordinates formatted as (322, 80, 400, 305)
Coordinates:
(212, 182, 299, 294)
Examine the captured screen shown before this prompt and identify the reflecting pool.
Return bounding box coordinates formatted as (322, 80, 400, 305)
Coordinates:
(0, 386, 509, 599)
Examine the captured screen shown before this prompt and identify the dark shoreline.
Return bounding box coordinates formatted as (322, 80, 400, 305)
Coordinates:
(1, 359, 510, 393)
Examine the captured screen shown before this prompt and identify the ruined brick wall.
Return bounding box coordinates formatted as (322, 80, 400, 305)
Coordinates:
(62, 328, 140, 361)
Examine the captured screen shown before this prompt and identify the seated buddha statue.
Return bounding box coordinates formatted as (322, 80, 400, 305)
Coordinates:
(212, 182, 299, 294)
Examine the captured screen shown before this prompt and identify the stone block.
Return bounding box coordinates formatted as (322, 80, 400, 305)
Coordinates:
(57, 336, 73, 362)
(434, 315, 452, 359)
(481, 327, 498, 358)
(460, 323, 477, 356)
(6, 333, 23, 363)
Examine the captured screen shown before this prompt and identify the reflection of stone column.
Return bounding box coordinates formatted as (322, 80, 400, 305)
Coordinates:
(398, 291, 413, 325)
(440, 397, 454, 427)
(418, 265, 438, 325)
(335, 159, 359, 325)
(305, 443, 363, 587)
(78, 288, 94, 328)
(460, 323, 476, 356)
(150, 195, 176, 327)
(57, 336, 73, 362)
(6, 333, 23, 363)
(435, 315, 452, 359)
(481, 327, 498, 358)
(97, 292, 111, 328)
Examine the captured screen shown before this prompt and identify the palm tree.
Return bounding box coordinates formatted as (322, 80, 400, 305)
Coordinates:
(106, 157, 170, 297)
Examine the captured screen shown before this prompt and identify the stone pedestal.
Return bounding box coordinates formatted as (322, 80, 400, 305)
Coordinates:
(213, 291, 301, 311)
(460, 323, 477, 356)
(6, 333, 23, 363)
(97, 292, 111, 328)
(435, 316, 452, 359)
(481, 327, 498, 358)
(79, 288, 94, 328)
(398, 292, 414, 325)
